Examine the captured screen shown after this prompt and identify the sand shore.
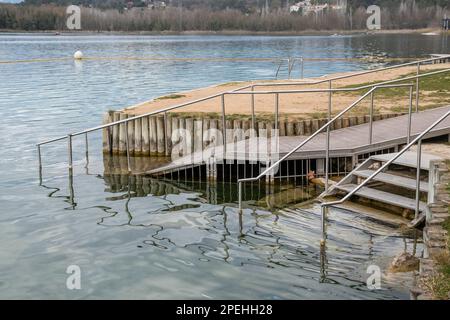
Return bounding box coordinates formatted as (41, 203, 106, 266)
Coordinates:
(123, 62, 450, 120)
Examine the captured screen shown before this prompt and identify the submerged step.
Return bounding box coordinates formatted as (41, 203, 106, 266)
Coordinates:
(370, 152, 442, 171)
(335, 183, 427, 212)
(353, 170, 429, 192)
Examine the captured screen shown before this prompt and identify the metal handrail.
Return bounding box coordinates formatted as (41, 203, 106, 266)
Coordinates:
(253, 54, 450, 88)
(319, 110, 450, 245)
(232, 68, 450, 95)
(37, 55, 449, 146)
(37, 56, 449, 147)
(36, 57, 450, 176)
(38, 68, 450, 146)
(237, 83, 415, 212)
(275, 57, 304, 79)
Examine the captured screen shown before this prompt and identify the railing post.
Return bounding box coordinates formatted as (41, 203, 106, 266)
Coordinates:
(38, 145, 42, 169)
(238, 181, 243, 213)
(407, 86, 413, 144)
(68, 170, 75, 207)
(125, 121, 131, 173)
(325, 80, 332, 192)
(321, 205, 327, 246)
(221, 94, 226, 155)
(251, 85, 256, 131)
(85, 133, 89, 167)
(275, 93, 279, 132)
(369, 91, 374, 145)
(38, 145, 43, 185)
(415, 139, 422, 219)
(288, 57, 292, 79)
(415, 62, 420, 113)
(301, 57, 304, 79)
(164, 112, 169, 156)
(68, 134, 73, 170)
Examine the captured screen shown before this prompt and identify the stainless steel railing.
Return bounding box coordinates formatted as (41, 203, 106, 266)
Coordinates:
(37, 56, 450, 178)
(318, 110, 450, 245)
(257, 54, 450, 89)
(236, 83, 415, 212)
(275, 57, 304, 79)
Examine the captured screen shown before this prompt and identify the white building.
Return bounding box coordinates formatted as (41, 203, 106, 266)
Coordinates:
(290, 0, 347, 15)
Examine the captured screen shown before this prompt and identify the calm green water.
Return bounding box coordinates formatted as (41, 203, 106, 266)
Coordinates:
(1, 33, 448, 299)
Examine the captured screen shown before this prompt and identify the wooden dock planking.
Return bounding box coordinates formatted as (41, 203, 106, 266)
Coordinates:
(147, 106, 450, 175)
(234, 105, 450, 159)
(334, 183, 428, 212)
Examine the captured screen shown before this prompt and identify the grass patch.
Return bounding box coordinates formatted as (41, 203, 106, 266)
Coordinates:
(338, 69, 450, 99)
(156, 94, 186, 100)
(217, 81, 243, 87)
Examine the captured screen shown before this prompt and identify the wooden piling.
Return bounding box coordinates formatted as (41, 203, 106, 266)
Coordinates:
(171, 116, 179, 151)
(357, 116, 365, 125)
(112, 112, 120, 155)
(279, 120, 286, 136)
(185, 118, 194, 155)
(209, 119, 218, 146)
(119, 113, 127, 155)
(102, 111, 113, 154)
(225, 120, 233, 146)
(286, 122, 295, 136)
(193, 119, 203, 153)
(142, 116, 150, 156)
(149, 116, 157, 156)
(295, 121, 305, 136)
(134, 117, 142, 156)
(156, 116, 165, 156)
(233, 119, 243, 142)
(165, 114, 172, 156)
(311, 119, 319, 133)
(127, 114, 135, 156)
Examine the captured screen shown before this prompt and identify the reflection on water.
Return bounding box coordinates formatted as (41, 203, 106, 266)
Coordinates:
(36, 154, 423, 299)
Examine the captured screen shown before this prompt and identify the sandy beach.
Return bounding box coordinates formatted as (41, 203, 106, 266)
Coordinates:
(123, 62, 450, 120)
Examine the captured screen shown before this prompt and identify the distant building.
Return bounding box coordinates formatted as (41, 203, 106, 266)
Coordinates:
(290, 0, 347, 15)
(290, 5, 300, 13)
(124, 0, 167, 11)
(148, 1, 167, 10)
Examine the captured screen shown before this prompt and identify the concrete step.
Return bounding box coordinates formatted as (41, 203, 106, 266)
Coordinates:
(370, 152, 442, 171)
(353, 169, 429, 192)
(335, 183, 427, 212)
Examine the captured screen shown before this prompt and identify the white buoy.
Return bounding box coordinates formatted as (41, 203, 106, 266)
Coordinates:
(73, 51, 83, 60)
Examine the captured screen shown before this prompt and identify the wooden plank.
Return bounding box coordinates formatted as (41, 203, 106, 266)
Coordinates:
(354, 170, 429, 192)
(370, 152, 442, 170)
(335, 184, 427, 212)
(146, 106, 450, 174)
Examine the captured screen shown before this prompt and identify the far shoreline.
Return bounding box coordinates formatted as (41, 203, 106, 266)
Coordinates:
(0, 27, 447, 36)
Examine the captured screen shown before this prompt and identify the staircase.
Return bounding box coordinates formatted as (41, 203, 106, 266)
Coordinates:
(322, 151, 442, 219)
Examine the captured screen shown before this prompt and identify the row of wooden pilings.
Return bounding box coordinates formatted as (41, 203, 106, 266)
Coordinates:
(102, 111, 406, 157)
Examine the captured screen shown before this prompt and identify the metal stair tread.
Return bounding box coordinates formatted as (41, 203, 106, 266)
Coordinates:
(353, 169, 429, 192)
(370, 152, 442, 170)
(334, 183, 427, 212)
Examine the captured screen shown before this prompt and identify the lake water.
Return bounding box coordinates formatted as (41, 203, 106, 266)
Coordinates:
(0, 33, 448, 299)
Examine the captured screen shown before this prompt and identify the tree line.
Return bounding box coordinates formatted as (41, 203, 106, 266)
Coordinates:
(0, 1, 448, 32)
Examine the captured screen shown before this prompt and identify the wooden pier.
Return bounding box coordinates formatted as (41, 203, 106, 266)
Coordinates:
(145, 106, 450, 181)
